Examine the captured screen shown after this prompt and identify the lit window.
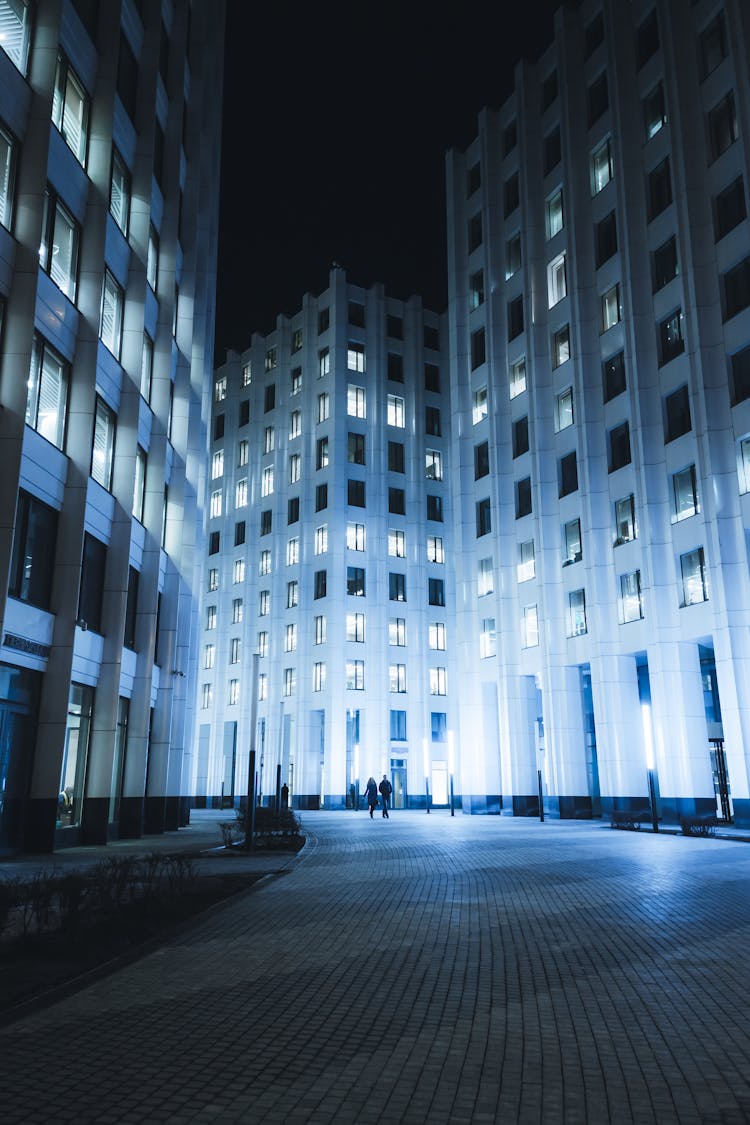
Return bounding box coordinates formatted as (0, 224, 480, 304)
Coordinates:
(473, 386, 488, 423)
(680, 548, 708, 606)
(52, 54, 89, 166)
(347, 343, 365, 371)
(388, 395, 405, 428)
(429, 667, 447, 695)
(567, 589, 587, 637)
(591, 138, 613, 195)
(109, 148, 130, 235)
(26, 337, 68, 450)
(547, 253, 567, 307)
(522, 605, 539, 648)
(204, 643, 215, 669)
(317, 393, 329, 422)
(232, 598, 243, 624)
(228, 679, 240, 706)
(289, 453, 301, 483)
(233, 558, 245, 583)
(389, 664, 406, 693)
(389, 618, 406, 646)
(315, 525, 328, 555)
(658, 310, 685, 365)
(643, 82, 667, 140)
(517, 540, 535, 582)
(347, 660, 365, 690)
(258, 674, 267, 701)
(546, 188, 564, 239)
(314, 615, 326, 645)
(555, 387, 574, 432)
(230, 637, 241, 665)
(347, 522, 366, 551)
(259, 589, 270, 616)
(480, 619, 496, 659)
(132, 447, 146, 521)
(211, 450, 224, 480)
(318, 347, 330, 377)
(425, 449, 443, 480)
(238, 439, 248, 466)
(672, 465, 698, 522)
(205, 605, 217, 630)
(100, 270, 124, 357)
(209, 489, 222, 519)
(261, 466, 274, 496)
(509, 358, 526, 399)
(347, 612, 366, 642)
(214, 376, 227, 402)
(0, 0, 32, 74)
(39, 194, 79, 302)
(235, 479, 247, 508)
(553, 324, 571, 368)
(286, 581, 298, 608)
(242, 362, 252, 386)
(601, 285, 621, 332)
(477, 557, 494, 597)
(287, 537, 299, 566)
(291, 366, 302, 394)
(347, 384, 366, 418)
(265, 347, 277, 371)
(429, 622, 446, 651)
(564, 519, 582, 565)
(147, 224, 158, 290)
(469, 270, 484, 310)
(208, 568, 219, 592)
(388, 529, 405, 558)
(620, 571, 643, 623)
(264, 426, 274, 454)
(427, 536, 444, 563)
(290, 410, 301, 438)
(614, 495, 636, 545)
(259, 549, 271, 576)
(285, 623, 297, 652)
(201, 683, 213, 709)
(91, 397, 116, 490)
(313, 662, 326, 692)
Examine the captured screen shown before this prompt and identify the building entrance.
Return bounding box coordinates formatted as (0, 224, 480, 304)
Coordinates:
(391, 763, 407, 810)
(709, 738, 733, 823)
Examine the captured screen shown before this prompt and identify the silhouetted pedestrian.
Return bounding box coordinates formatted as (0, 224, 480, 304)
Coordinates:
(379, 774, 392, 818)
(365, 777, 378, 818)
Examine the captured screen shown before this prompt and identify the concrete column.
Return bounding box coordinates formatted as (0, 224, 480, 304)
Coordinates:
(543, 662, 590, 817)
(589, 653, 649, 811)
(498, 672, 538, 815)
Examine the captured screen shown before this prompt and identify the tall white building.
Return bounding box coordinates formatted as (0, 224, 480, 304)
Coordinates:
(0, 0, 224, 853)
(445, 0, 750, 826)
(199, 269, 451, 811)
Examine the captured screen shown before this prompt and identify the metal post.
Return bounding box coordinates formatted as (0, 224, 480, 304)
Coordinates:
(647, 768, 659, 832)
(245, 652, 259, 851)
(449, 774, 455, 816)
(537, 768, 545, 822)
(425, 778, 431, 814)
(275, 762, 281, 816)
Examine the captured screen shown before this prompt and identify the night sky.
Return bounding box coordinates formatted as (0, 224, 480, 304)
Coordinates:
(214, 1, 561, 363)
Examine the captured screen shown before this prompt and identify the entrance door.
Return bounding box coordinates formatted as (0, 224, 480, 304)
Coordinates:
(709, 739, 733, 822)
(392, 767, 407, 810)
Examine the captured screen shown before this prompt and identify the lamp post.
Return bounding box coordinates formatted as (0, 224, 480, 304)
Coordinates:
(423, 737, 431, 814)
(641, 702, 659, 832)
(448, 730, 455, 817)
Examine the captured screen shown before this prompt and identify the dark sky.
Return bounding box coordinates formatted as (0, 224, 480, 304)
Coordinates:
(214, 1, 561, 362)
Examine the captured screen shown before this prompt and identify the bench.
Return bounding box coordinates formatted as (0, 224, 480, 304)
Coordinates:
(610, 809, 651, 830)
(679, 814, 717, 837)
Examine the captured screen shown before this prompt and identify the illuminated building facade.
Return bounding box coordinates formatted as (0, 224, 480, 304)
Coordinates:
(445, 0, 750, 824)
(199, 269, 451, 810)
(0, 0, 224, 853)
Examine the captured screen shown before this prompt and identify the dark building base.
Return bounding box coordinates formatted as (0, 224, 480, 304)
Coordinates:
(543, 795, 594, 820)
(144, 796, 166, 835)
(732, 799, 750, 828)
(657, 795, 716, 826)
(462, 794, 502, 814)
(82, 797, 109, 845)
(296, 794, 321, 810)
(118, 796, 144, 839)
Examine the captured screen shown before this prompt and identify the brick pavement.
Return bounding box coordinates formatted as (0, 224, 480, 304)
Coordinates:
(2, 811, 750, 1124)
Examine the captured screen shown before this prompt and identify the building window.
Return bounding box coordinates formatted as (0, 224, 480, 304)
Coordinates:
(315, 484, 327, 512)
(261, 509, 273, 536)
(9, 489, 58, 609)
(314, 570, 327, 600)
(234, 478, 248, 509)
(40, 193, 79, 301)
(318, 307, 329, 333)
(208, 531, 220, 556)
(259, 549, 271, 576)
(387, 314, 404, 339)
(26, 337, 68, 450)
(587, 72, 608, 126)
(658, 310, 685, 365)
(91, 397, 116, 490)
(387, 395, 405, 428)
(313, 662, 326, 692)
(503, 119, 517, 155)
(512, 416, 529, 459)
(647, 158, 672, 221)
(708, 91, 738, 163)
(318, 347, 330, 378)
(100, 270, 124, 357)
(515, 478, 532, 519)
(542, 69, 558, 109)
(608, 422, 631, 472)
(730, 346, 750, 406)
(314, 525, 328, 556)
(208, 568, 219, 592)
(664, 385, 692, 443)
(425, 363, 440, 394)
(543, 127, 561, 175)
(348, 301, 365, 327)
(211, 450, 224, 480)
(508, 297, 524, 341)
(643, 82, 667, 141)
(264, 385, 275, 414)
(478, 557, 494, 597)
(283, 668, 296, 698)
(680, 548, 708, 606)
(78, 533, 107, 634)
(601, 284, 621, 332)
(388, 353, 404, 382)
(585, 12, 604, 57)
(468, 212, 482, 252)
(564, 519, 582, 565)
(348, 479, 365, 507)
(476, 497, 492, 537)
(147, 224, 159, 290)
(389, 572, 406, 602)
(614, 494, 636, 544)
(227, 679, 240, 706)
(559, 451, 578, 497)
(347, 384, 366, 418)
(206, 605, 217, 630)
(427, 535, 444, 564)
(132, 446, 146, 521)
(264, 347, 277, 372)
(595, 212, 617, 268)
(230, 636, 242, 665)
(109, 148, 131, 236)
(286, 581, 298, 609)
(546, 188, 564, 239)
(471, 327, 486, 369)
(201, 684, 213, 710)
(391, 710, 407, 740)
(479, 618, 496, 659)
(699, 11, 727, 80)
(347, 612, 365, 642)
(317, 393, 329, 423)
(288, 410, 302, 439)
(467, 161, 481, 196)
(209, 489, 222, 519)
(347, 567, 365, 597)
(620, 571, 643, 623)
(517, 539, 535, 583)
(504, 173, 519, 217)
(0, 0, 32, 73)
(603, 351, 626, 402)
(567, 589, 587, 637)
(347, 522, 366, 550)
(388, 529, 406, 558)
(52, 54, 89, 166)
(553, 325, 571, 368)
(233, 558, 245, 583)
(203, 643, 215, 670)
(426, 622, 445, 654)
(714, 177, 746, 242)
(347, 660, 365, 691)
(473, 385, 489, 422)
(672, 465, 698, 522)
(388, 441, 405, 473)
(425, 449, 443, 481)
(428, 578, 445, 607)
(389, 664, 407, 693)
(287, 537, 299, 566)
(314, 615, 326, 645)
(636, 9, 659, 68)
(348, 432, 366, 466)
(475, 441, 490, 479)
(522, 605, 539, 649)
(429, 668, 447, 696)
(232, 599, 243, 624)
(258, 674, 267, 702)
(506, 234, 522, 278)
(427, 494, 443, 522)
(722, 257, 750, 322)
(470, 270, 484, 310)
(347, 343, 365, 372)
(555, 387, 574, 432)
(652, 236, 678, 292)
(289, 452, 301, 484)
(547, 253, 567, 307)
(509, 359, 526, 400)
(290, 366, 302, 395)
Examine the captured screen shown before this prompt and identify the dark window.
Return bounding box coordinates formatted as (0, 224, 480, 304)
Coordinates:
(643, 82, 667, 140)
(153, 121, 165, 188)
(214, 413, 224, 440)
(595, 211, 617, 267)
(664, 386, 691, 442)
(389, 572, 406, 602)
(636, 9, 659, 69)
(608, 422, 631, 471)
(658, 310, 685, 365)
(542, 70, 558, 110)
(730, 346, 750, 406)
(504, 173, 519, 217)
(391, 710, 407, 740)
(647, 158, 672, 220)
(9, 490, 59, 609)
(585, 11, 604, 57)
(431, 712, 447, 742)
(348, 301, 365, 327)
(288, 497, 299, 524)
(264, 384, 275, 413)
(348, 432, 366, 464)
(503, 120, 517, 155)
(474, 441, 490, 479)
(388, 441, 405, 473)
(652, 236, 678, 291)
(424, 325, 439, 350)
(722, 257, 750, 321)
(543, 127, 561, 175)
(708, 92, 738, 162)
(159, 20, 170, 85)
(239, 399, 249, 426)
(78, 533, 107, 633)
(347, 567, 365, 596)
(471, 328, 486, 368)
(315, 483, 327, 511)
(427, 494, 443, 522)
(714, 177, 746, 241)
(117, 36, 138, 121)
(468, 213, 482, 252)
(699, 11, 727, 80)
(603, 351, 626, 402)
(467, 162, 481, 195)
(208, 530, 219, 554)
(314, 570, 327, 599)
(318, 307, 329, 333)
(234, 521, 245, 546)
(389, 487, 405, 514)
(387, 314, 403, 339)
(348, 479, 365, 507)
(425, 363, 440, 393)
(508, 296, 524, 341)
(124, 566, 139, 650)
(515, 478, 532, 519)
(587, 73, 609, 126)
(512, 417, 529, 459)
(425, 406, 442, 436)
(559, 451, 579, 497)
(260, 509, 272, 534)
(428, 578, 445, 607)
(316, 437, 328, 469)
(388, 353, 404, 382)
(476, 498, 491, 537)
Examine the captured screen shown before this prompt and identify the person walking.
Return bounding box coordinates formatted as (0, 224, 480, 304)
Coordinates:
(365, 777, 379, 818)
(379, 774, 392, 818)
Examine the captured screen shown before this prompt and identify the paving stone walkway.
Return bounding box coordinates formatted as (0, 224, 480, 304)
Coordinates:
(2, 811, 750, 1124)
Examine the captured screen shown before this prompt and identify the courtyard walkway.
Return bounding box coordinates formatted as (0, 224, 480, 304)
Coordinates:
(2, 810, 749, 1124)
